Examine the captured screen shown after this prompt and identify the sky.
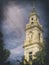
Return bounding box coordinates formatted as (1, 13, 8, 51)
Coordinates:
(1, 0, 49, 60)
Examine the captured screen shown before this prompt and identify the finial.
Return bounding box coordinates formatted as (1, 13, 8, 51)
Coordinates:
(33, 0, 36, 9)
(31, 0, 37, 13)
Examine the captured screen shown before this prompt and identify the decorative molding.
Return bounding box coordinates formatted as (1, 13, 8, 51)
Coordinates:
(25, 24, 43, 32)
(23, 42, 44, 48)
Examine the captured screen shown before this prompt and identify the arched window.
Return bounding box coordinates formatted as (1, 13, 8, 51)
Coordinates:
(31, 18, 33, 20)
(39, 33, 40, 42)
(31, 18, 34, 24)
(29, 52, 32, 61)
(31, 22, 33, 24)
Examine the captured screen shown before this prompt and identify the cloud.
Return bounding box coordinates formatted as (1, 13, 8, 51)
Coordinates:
(2, 4, 25, 49)
(9, 45, 24, 60)
(2, 1, 46, 60)
(10, 45, 23, 55)
(2, 2, 33, 49)
(2, 3, 31, 60)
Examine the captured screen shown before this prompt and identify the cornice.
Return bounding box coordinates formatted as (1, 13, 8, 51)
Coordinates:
(25, 23, 43, 32)
(23, 42, 44, 48)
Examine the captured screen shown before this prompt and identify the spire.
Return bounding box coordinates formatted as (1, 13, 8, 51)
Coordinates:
(29, 0, 36, 17)
(32, 0, 36, 13)
(29, 0, 39, 18)
(33, 0, 36, 9)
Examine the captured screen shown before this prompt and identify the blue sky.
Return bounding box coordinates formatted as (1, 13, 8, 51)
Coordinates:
(2, 0, 46, 60)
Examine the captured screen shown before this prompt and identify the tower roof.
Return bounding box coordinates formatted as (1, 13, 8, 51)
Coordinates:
(29, 8, 39, 18)
(29, 0, 39, 18)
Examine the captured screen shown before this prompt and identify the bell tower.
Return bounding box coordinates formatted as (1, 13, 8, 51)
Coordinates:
(23, 4, 44, 64)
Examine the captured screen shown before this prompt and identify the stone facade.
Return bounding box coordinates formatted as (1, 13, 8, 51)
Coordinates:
(23, 8, 44, 63)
